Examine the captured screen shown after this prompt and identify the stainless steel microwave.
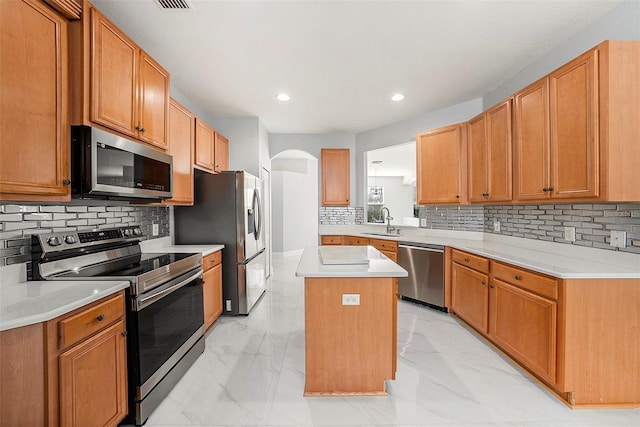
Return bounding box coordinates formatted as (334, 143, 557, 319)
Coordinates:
(71, 126, 173, 200)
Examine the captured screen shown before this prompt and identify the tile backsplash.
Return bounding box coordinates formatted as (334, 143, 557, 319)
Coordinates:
(0, 202, 170, 266)
(484, 203, 640, 254)
(418, 206, 485, 231)
(319, 207, 364, 225)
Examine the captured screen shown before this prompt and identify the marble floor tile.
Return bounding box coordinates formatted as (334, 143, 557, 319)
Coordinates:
(143, 254, 640, 427)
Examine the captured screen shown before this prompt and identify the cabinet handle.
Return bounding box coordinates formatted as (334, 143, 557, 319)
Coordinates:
(135, 125, 141, 131)
(542, 187, 548, 192)
(548, 187, 554, 192)
(481, 280, 486, 285)
(96, 314, 105, 321)
(514, 275, 522, 281)
(456, 195, 460, 198)
(464, 257, 469, 262)
(490, 284, 495, 289)
(121, 331, 128, 337)
(140, 128, 145, 132)
(62, 179, 71, 185)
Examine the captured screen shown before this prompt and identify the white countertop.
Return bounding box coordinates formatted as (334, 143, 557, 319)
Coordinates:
(140, 236, 224, 256)
(0, 279, 129, 331)
(319, 225, 640, 279)
(296, 245, 408, 278)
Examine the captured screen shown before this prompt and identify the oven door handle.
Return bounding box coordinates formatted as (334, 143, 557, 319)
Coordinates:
(136, 269, 203, 311)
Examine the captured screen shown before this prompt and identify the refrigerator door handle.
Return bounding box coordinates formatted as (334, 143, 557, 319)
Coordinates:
(253, 188, 262, 240)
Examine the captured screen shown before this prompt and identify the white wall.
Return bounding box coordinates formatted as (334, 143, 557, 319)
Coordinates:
(271, 156, 318, 253)
(211, 117, 261, 175)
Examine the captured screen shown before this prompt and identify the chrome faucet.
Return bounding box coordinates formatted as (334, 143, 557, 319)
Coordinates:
(381, 207, 396, 234)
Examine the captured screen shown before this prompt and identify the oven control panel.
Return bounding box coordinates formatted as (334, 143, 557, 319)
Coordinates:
(36, 226, 143, 252)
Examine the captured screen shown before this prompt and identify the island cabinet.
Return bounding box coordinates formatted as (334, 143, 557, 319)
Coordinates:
(321, 148, 350, 206)
(0, 0, 71, 202)
(296, 246, 407, 396)
(450, 248, 640, 407)
(467, 99, 513, 203)
(202, 250, 223, 330)
(416, 123, 467, 205)
(163, 98, 195, 205)
(514, 40, 640, 202)
(0, 291, 128, 427)
(69, 4, 170, 150)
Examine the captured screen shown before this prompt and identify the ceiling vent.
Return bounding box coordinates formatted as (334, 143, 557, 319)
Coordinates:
(154, 0, 193, 11)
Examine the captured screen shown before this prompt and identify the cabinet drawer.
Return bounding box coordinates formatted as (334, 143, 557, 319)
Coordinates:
(380, 249, 398, 263)
(321, 235, 344, 245)
(452, 249, 489, 274)
(346, 236, 370, 246)
(203, 251, 221, 271)
(371, 238, 398, 252)
(59, 293, 125, 349)
(491, 261, 558, 300)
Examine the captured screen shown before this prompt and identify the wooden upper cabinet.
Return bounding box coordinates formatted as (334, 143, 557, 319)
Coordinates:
(90, 9, 138, 138)
(416, 124, 466, 205)
(72, 6, 170, 150)
(164, 98, 195, 205)
(0, 0, 70, 201)
(467, 113, 487, 203)
(214, 132, 229, 173)
(321, 148, 350, 206)
(549, 49, 598, 200)
(138, 52, 170, 148)
(194, 118, 215, 172)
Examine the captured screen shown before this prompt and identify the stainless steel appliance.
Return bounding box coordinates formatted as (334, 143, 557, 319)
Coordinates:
(175, 170, 266, 315)
(30, 227, 204, 426)
(71, 125, 173, 200)
(397, 242, 446, 311)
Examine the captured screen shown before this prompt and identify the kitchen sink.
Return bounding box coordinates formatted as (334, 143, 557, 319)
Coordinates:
(363, 232, 401, 237)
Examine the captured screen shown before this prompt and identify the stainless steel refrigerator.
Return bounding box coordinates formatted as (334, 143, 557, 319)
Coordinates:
(175, 171, 266, 315)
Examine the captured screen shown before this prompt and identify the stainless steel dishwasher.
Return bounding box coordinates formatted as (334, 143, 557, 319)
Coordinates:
(397, 242, 446, 311)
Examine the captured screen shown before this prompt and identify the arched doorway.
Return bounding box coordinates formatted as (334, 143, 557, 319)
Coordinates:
(271, 150, 319, 255)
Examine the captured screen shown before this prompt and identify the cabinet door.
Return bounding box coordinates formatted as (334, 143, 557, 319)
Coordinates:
(214, 132, 229, 173)
(416, 124, 464, 204)
(0, 0, 70, 199)
(164, 98, 194, 205)
(467, 113, 487, 202)
(138, 51, 169, 149)
(489, 279, 557, 384)
(321, 149, 350, 206)
(194, 118, 214, 172)
(549, 49, 598, 199)
(59, 320, 127, 427)
(203, 263, 223, 330)
(90, 8, 138, 138)
(486, 99, 513, 202)
(514, 78, 549, 201)
(451, 263, 489, 334)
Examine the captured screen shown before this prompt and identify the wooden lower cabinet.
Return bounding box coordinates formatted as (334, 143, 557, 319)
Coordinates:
(59, 320, 128, 427)
(203, 251, 223, 330)
(489, 278, 557, 384)
(320, 235, 344, 245)
(451, 250, 639, 407)
(0, 291, 128, 426)
(346, 236, 370, 246)
(451, 262, 489, 334)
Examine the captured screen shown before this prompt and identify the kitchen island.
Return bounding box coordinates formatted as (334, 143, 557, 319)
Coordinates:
(296, 245, 407, 396)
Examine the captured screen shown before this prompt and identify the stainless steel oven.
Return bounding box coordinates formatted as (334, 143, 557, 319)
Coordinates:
(30, 227, 204, 426)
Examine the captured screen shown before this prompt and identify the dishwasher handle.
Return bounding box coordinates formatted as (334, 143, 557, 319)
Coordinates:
(398, 244, 444, 253)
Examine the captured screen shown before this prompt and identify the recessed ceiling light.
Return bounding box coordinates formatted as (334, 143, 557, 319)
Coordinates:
(391, 93, 405, 102)
(277, 93, 290, 102)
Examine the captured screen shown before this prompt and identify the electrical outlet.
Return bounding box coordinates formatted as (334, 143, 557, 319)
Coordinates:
(563, 226, 576, 242)
(610, 230, 627, 248)
(342, 294, 360, 306)
(225, 300, 232, 311)
(493, 221, 501, 232)
(152, 223, 159, 236)
(420, 218, 427, 227)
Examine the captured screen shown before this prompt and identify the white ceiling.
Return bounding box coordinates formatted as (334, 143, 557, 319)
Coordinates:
(93, 0, 621, 134)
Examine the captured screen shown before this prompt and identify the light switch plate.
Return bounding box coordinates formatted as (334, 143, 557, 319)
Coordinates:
(493, 221, 501, 232)
(152, 223, 159, 236)
(420, 218, 427, 227)
(610, 230, 627, 248)
(342, 294, 360, 305)
(563, 226, 576, 242)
